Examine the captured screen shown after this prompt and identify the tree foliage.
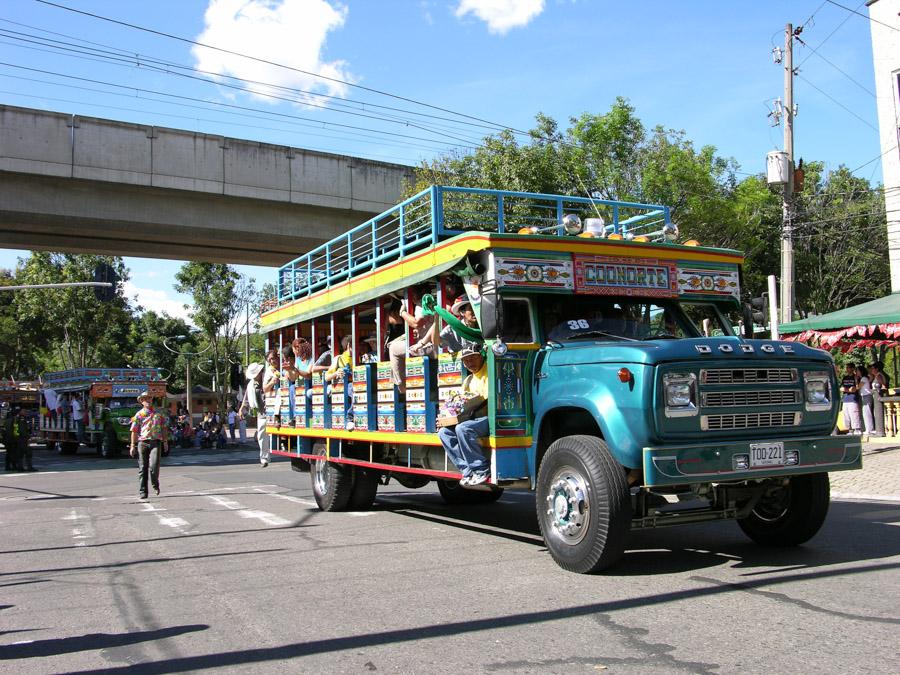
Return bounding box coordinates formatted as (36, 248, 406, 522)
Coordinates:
(175, 262, 257, 409)
(16, 253, 132, 370)
(411, 98, 889, 319)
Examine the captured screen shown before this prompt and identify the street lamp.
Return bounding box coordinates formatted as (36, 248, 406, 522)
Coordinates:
(162, 334, 211, 422)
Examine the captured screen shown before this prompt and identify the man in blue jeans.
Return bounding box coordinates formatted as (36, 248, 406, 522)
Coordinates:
(438, 346, 491, 485)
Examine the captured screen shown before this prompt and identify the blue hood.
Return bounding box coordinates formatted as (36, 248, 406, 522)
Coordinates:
(546, 336, 833, 367)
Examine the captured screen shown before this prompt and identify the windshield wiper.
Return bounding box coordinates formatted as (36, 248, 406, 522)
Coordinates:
(640, 332, 680, 341)
(568, 330, 637, 342)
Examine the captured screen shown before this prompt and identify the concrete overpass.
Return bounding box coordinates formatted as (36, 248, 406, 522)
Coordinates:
(0, 105, 416, 266)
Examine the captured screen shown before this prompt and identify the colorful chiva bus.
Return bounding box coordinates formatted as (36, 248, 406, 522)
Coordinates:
(260, 186, 861, 573)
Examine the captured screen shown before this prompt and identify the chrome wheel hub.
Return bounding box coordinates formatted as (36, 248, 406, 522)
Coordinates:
(545, 469, 590, 544)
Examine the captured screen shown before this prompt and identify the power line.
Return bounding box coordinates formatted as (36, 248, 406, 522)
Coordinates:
(32, 0, 528, 135)
(793, 35, 875, 97)
(849, 144, 900, 174)
(795, 73, 877, 129)
(796, 0, 865, 68)
(825, 0, 900, 33)
(0, 61, 482, 150)
(0, 20, 513, 136)
(0, 30, 488, 147)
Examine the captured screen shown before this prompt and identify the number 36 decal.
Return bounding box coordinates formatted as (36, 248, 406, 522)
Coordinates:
(567, 319, 590, 330)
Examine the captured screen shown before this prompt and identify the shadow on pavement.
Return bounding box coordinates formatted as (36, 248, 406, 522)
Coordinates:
(376, 489, 900, 576)
(0, 624, 208, 660)
(56, 560, 900, 675)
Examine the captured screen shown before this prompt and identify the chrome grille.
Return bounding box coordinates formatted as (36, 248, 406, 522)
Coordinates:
(702, 390, 800, 407)
(700, 368, 798, 385)
(701, 412, 800, 430)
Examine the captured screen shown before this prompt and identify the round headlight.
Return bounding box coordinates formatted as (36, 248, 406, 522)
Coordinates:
(561, 214, 583, 235)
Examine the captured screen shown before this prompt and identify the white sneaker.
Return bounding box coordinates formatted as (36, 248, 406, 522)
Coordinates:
(469, 472, 489, 486)
(459, 475, 472, 486)
(261, 460, 269, 467)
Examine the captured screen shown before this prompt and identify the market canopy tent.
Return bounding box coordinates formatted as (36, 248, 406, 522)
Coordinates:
(780, 292, 900, 350)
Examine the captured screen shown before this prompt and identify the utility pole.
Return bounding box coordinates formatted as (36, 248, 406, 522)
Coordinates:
(780, 23, 795, 326)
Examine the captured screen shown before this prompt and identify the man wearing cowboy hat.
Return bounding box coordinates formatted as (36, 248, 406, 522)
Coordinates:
(437, 344, 491, 486)
(241, 361, 270, 467)
(129, 391, 169, 499)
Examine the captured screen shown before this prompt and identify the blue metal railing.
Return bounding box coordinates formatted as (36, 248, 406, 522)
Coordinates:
(275, 186, 672, 306)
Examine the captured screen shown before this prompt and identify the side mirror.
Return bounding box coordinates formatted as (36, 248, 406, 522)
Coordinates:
(479, 279, 502, 340)
(742, 303, 754, 339)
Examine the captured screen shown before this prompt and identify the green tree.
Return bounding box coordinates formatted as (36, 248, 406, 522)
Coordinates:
(175, 263, 257, 409)
(411, 98, 890, 319)
(791, 164, 889, 316)
(0, 269, 48, 379)
(16, 253, 133, 370)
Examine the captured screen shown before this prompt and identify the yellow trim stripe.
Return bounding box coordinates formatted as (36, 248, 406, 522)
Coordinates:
(262, 233, 743, 328)
(267, 425, 531, 449)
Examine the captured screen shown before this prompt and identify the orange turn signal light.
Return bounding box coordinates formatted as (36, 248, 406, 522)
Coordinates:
(632, 235, 649, 243)
(618, 367, 633, 383)
(518, 226, 538, 235)
(684, 239, 701, 247)
(607, 233, 623, 240)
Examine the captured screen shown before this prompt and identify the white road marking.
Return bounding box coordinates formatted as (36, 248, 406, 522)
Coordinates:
(206, 495, 291, 527)
(348, 512, 378, 517)
(253, 488, 317, 507)
(67, 508, 94, 546)
(139, 501, 190, 533)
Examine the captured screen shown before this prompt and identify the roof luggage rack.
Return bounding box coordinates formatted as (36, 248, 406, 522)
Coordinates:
(275, 185, 673, 306)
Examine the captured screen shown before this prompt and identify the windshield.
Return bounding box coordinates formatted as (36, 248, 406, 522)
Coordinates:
(108, 398, 139, 410)
(539, 296, 734, 343)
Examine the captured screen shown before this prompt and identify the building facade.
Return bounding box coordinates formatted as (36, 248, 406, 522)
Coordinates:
(868, 0, 900, 290)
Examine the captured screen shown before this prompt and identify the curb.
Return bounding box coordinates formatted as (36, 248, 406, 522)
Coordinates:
(831, 492, 900, 504)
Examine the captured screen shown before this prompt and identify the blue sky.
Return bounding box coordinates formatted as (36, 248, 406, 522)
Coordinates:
(0, 0, 885, 320)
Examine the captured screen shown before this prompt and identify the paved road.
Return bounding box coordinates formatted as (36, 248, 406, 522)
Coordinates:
(1, 444, 898, 674)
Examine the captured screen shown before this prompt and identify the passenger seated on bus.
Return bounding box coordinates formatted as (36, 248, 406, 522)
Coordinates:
(324, 335, 353, 388)
(281, 345, 301, 424)
(311, 338, 332, 374)
(387, 284, 434, 394)
(437, 345, 491, 486)
(421, 295, 480, 354)
(360, 336, 379, 363)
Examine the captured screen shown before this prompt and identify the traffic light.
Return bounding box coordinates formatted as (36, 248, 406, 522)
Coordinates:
(750, 294, 769, 327)
(92, 262, 119, 302)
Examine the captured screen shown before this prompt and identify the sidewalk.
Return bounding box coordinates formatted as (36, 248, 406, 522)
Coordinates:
(830, 435, 900, 502)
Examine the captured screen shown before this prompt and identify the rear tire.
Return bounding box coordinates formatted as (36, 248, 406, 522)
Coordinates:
(347, 468, 381, 510)
(59, 441, 79, 455)
(100, 430, 118, 458)
(738, 473, 830, 546)
(437, 479, 504, 505)
(536, 435, 631, 574)
(310, 447, 353, 512)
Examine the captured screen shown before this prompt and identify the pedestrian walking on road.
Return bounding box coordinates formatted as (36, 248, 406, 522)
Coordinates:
(129, 391, 169, 500)
(242, 362, 270, 467)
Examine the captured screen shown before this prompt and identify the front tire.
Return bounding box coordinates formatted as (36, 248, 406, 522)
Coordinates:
(536, 435, 631, 574)
(310, 447, 353, 512)
(436, 479, 503, 505)
(737, 473, 830, 546)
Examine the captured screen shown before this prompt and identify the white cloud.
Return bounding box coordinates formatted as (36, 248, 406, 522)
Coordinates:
(193, 0, 352, 105)
(455, 0, 545, 34)
(124, 281, 194, 324)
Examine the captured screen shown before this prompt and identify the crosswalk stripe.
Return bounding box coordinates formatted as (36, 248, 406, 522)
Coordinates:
(205, 494, 291, 526)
